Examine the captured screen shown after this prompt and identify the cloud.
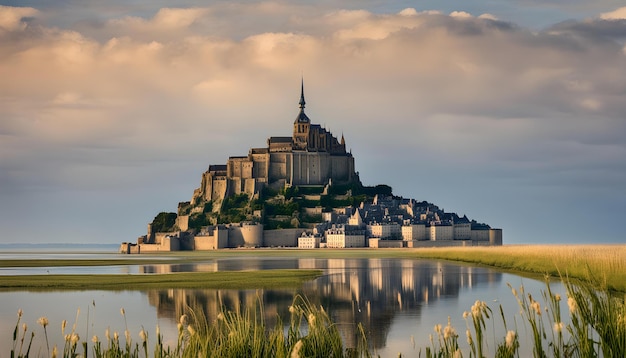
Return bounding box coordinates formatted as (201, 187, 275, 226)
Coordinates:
(600, 6, 626, 20)
(0, 5, 38, 32)
(1, 3, 625, 243)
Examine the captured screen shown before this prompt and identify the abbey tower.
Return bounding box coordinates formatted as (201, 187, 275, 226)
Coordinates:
(191, 81, 359, 210)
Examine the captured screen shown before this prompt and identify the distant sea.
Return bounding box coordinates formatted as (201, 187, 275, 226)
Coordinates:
(0, 243, 119, 252)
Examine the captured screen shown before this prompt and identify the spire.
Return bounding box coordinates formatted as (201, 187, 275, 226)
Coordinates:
(299, 77, 306, 110)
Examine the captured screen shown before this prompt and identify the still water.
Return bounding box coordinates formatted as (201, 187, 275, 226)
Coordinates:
(0, 255, 564, 356)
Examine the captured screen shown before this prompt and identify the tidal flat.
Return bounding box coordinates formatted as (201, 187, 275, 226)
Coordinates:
(1, 244, 624, 291)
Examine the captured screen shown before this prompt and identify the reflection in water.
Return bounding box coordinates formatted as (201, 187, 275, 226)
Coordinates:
(142, 258, 501, 350)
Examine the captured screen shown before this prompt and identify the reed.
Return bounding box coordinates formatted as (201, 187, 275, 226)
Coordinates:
(11, 295, 369, 358)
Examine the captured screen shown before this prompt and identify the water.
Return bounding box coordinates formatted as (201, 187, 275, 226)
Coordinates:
(0, 250, 564, 356)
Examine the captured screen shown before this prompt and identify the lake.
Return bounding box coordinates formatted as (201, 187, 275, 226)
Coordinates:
(0, 249, 564, 356)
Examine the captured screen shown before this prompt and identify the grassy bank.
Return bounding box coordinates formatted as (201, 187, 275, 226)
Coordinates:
(405, 245, 626, 292)
(0, 269, 322, 290)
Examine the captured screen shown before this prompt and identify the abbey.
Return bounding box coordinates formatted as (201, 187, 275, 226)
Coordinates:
(191, 81, 358, 209)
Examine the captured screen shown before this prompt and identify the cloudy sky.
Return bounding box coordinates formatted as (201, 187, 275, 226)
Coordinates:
(1, 1, 625, 245)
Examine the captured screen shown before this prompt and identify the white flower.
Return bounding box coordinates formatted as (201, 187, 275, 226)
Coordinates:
(505, 330, 516, 348)
(70, 333, 80, 345)
(291, 340, 304, 358)
(463, 311, 469, 319)
(443, 325, 456, 340)
(553, 322, 564, 334)
(38, 317, 49, 327)
(531, 300, 541, 315)
(308, 313, 316, 328)
(568, 297, 577, 313)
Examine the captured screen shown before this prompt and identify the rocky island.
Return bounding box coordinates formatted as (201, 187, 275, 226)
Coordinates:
(121, 82, 501, 253)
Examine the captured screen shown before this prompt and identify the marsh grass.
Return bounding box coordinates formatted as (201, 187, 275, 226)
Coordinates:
(407, 245, 626, 292)
(0, 269, 322, 290)
(12, 295, 369, 358)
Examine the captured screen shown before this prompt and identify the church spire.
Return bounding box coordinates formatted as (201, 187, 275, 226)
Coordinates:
(299, 77, 306, 110)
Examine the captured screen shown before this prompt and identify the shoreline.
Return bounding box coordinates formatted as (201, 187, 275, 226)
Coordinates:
(1, 244, 623, 292)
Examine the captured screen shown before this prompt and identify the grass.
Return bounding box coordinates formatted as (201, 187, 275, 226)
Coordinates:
(404, 245, 626, 292)
(9, 276, 625, 358)
(0, 269, 322, 290)
(11, 295, 369, 358)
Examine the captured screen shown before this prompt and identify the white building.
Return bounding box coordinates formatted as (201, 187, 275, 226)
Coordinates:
(401, 224, 427, 241)
(367, 223, 401, 239)
(430, 224, 454, 241)
(326, 225, 366, 248)
(298, 232, 321, 248)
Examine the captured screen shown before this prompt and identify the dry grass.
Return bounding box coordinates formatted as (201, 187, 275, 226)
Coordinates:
(408, 245, 626, 292)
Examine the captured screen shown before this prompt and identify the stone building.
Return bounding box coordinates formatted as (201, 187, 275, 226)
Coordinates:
(191, 80, 358, 209)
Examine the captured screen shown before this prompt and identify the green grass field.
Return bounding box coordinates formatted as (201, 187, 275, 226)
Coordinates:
(0, 269, 322, 290)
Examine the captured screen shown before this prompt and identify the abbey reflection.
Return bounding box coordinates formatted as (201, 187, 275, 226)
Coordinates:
(141, 259, 501, 349)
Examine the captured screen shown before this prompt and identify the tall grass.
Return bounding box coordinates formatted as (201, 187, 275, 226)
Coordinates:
(409, 245, 626, 292)
(11, 295, 369, 358)
(9, 275, 625, 357)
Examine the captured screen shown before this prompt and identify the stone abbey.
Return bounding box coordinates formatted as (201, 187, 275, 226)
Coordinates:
(191, 80, 358, 209)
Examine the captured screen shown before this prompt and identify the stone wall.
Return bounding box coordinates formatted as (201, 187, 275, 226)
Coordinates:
(263, 228, 306, 247)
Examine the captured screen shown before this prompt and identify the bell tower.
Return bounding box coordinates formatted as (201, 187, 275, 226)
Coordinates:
(293, 78, 310, 150)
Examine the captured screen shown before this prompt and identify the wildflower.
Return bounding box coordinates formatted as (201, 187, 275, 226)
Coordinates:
(179, 314, 188, 325)
(308, 313, 316, 328)
(17, 309, 23, 318)
(553, 322, 564, 334)
(105, 327, 110, 341)
(568, 297, 577, 313)
(125, 329, 131, 343)
(70, 333, 80, 345)
(113, 331, 119, 341)
(291, 340, 304, 358)
(139, 329, 147, 342)
(92, 335, 98, 343)
(22, 323, 27, 332)
(554, 294, 561, 301)
(289, 306, 296, 314)
(37, 317, 49, 327)
(52, 346, 58, 358)
(217, 312, 224, 321)
(434, 324, 442, 334)
(463, 311, 469, 319)
(466, 329, 473, 345)
(61, 320, 67, 334)
(120, 308, 125, 316)
(443, 325, 456, 340)
(187, 325, 196, 336)
(531, 300, 541, 315)
(511, 288, 517, 297)
(505, 330, 516, 349)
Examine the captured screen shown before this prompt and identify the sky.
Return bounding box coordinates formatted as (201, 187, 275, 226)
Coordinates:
(1, 1, 625, 245)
